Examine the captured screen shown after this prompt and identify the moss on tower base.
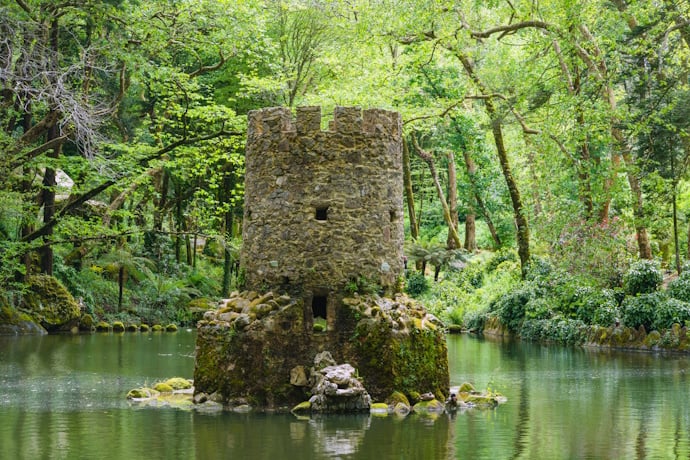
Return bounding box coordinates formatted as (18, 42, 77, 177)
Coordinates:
(193, 292, 449, 410)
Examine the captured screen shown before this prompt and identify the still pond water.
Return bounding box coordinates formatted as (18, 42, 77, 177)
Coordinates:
(1, 331, 689, 459)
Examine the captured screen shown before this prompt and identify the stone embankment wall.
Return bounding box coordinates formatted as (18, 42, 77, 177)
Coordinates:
(241, 106, 404, 296)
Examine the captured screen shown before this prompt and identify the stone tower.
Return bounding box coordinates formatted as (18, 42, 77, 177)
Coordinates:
(193, 106, 449, 411)
(241, 106, 404, 318)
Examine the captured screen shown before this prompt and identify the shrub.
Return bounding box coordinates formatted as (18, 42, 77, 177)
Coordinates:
(570, 288, 617, 323)
(623, 260, 662, 295)
(653, 298, 690, 331)
(519, 318, 588, 345)
(485, 248, 518, 273)
(405, 272, 429, 297)
(463, 309, 489, 332)
(667, 275, 690, 302)
(524, 297, 553, 320)
(491, 283, 540, 333)
(592, 304, 620, 327)
(621, 292, 665, 330)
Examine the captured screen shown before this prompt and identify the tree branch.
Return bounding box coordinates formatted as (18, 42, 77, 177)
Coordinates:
(189, 49, 226, 77)
(470, 20, 552, 39)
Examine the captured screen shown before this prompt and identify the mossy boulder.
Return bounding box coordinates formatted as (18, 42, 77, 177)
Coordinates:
(412, 399, 445, 414)
(112, 321, 125, 332)
(125, 324, 139, 332)
(96, 321, 111, 332)
(140, 324, 150, 332)
(385, 391, 410, 407)
(165, 377, 192, 390)
(154, 382, 174, 393)
(458, 382, 475, 393)
(20, 275, 80, 332)
(165, 324, 178, 332)
(79, 314, 94, 332)
(0, 305, 46, 335)
(291, 401, 311, 413)
(188, 298, 215, 323)
(464, 394, 499, 408)
(370, 402, 389, 416)
(126, 388, 158, 399)
(152, 324, 163, 332)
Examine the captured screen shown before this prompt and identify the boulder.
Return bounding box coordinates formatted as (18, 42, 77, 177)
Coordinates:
(20, 275, 80, 332)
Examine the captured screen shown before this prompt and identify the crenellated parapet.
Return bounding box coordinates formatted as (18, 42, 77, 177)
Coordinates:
(247, 106, 401, 141)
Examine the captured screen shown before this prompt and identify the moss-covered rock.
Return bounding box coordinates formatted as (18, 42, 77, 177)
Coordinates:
(412, 399, 445, 414)
(20, 275, 80, 332)
(96, 321, 111, 332)
(0, 305, 46, 335)
(464, 394, 499, 408)
(152, 324, 163, 332)
(291, 401, 311, 413)
(140, 324, 150, 332)
(370, 402, 389, 416)
(154, 382, 174, 393)
(112, 321, 125, 332)
(165, 324, 178, 332)
(165, 377, 192, 390)
(385, 391, 410, 407)
(458, 382, 475, 393)
(79, 314, 94, 332)
(125, 324, 139, 332)
(188, 298, 215, 323)
(126, 387, 158, 399)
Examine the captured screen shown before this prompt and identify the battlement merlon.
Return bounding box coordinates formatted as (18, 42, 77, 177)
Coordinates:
(247, 106, 402, 140)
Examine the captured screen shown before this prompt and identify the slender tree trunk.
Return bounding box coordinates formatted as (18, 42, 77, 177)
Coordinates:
(402, 137, 419, 240)
(456, 51, 530, 273)
(461, 149, 478, 251)
(445, 151, 460, 249)
(475, 191, 501, 248)
(411, 136, 462, 249)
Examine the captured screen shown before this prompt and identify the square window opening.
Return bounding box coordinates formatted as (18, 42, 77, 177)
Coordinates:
(315, 206, 329, 221)
(312, 295, 328, 319)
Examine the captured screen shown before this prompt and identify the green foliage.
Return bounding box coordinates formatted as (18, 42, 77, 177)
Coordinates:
(653, 298, 690, 331)
(405, 272, 429, 297)
(623, 260, 663, 295)
(519, 318, 588, 345)
(491, 283, 541, 333)
(485, 248, 518, 273)
(621, 292, 665, 330)
(667, 274, 690, 302)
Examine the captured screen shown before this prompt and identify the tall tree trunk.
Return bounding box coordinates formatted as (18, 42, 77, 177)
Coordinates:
(38, 19, 62, 275)
(411, 136, 462, 249)
(402, 137, 419, 240)
(445, 151, 460, 249)
(456, 51, 530, 273)
(475, 191, 501, 248)
(461, 148, 478, 251)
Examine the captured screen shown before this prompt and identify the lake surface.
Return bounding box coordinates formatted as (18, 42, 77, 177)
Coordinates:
(1, 331, 689, 459)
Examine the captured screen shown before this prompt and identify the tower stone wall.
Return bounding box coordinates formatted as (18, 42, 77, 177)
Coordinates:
(241, 106, 404, 296)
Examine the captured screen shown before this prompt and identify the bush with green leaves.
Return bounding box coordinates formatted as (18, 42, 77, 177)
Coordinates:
(405, 272, 429, 297)
(623, 260, 662, 295)
(667, 274, 690, 302)
(592, 304, 621, 327)
(463, 309, 489, 332)
(653, 298, 690, 331)
(485, 248, 518, 273)
(621, 292, 665, 330)
(491, 283, 541, 333)
(519, 318, 588, 345)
